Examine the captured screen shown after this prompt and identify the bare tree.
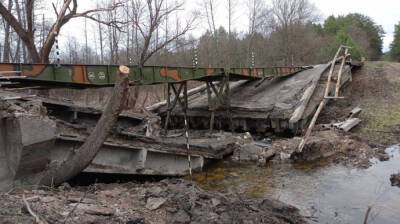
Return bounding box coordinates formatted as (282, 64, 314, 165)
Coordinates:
(2, 0, 12, 62)
(202, 0, 217, 37)
(270, 0, 319, 64)
(0, 0, 123, 63)
(131, 0, 195, 66)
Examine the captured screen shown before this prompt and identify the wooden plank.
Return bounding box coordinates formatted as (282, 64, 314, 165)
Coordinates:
(324, 47, 342, 98)
(297, 46, 346, 152)
(338, 118, 361, 132)
(349, 107, 362, 118)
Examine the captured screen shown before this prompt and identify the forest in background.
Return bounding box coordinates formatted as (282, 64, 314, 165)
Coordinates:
(0, 0, 392, 67)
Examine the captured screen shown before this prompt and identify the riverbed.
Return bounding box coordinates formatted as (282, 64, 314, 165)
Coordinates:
(193, 145, 400, 224)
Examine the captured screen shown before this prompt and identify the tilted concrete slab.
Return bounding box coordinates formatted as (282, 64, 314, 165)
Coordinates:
(161, 63, 353, 133)
(0, 113, 56, 191)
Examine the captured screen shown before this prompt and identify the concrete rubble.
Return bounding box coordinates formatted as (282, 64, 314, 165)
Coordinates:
(0, 179, 306, 224)
(390, 173, 400, 187)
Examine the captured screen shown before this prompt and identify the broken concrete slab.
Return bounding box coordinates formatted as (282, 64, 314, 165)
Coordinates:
(0, 97, 56, 191)
(159, 63, 354, 133)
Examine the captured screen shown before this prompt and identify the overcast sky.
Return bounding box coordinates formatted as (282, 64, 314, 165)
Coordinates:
(58, 0, 400, 52)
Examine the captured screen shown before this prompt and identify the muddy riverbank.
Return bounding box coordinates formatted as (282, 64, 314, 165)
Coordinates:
(193, 145, 400, 224)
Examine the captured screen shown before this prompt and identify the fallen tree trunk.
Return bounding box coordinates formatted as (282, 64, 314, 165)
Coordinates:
(38, 66, 131, 186)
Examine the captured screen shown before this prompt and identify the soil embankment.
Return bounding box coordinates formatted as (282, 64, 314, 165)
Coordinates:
(319, 61, 400, 145)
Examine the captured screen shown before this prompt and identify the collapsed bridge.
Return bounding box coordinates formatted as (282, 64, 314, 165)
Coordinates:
(0, 53, 360, 189)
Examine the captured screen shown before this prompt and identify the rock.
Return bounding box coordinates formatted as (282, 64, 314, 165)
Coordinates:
(101, 190, 121, 197)
(146, 186, 163, 196)
(390, 173, 400, 187)
(280, 152, 291, 160)
(257, 158, 266, 166)
(229, 172, 239, 177)
(232, 143, 264, 162)
(171, 209, 191, 224)
(377, 152, 390, 161)
(32, 190, 47, 195)
(67, 196, 97, 204)
(126, 218, 145, 224)
(145, 197, 166, 210)
(58, 182, 72, 191)
(211, 198, 221, 207)
(76, 204, 114, 216)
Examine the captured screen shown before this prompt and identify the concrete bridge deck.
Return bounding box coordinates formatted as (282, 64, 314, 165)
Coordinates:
(159, 62, 356, 133)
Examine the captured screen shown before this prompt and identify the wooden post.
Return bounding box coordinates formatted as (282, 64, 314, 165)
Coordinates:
(324, 46, 342, 98)
(297, 99, 327, 152)
(334, 48, 349, 99)
(182, 81, 192, 176)
(297, 46, 347, 153)
(164, 83, 171, 133)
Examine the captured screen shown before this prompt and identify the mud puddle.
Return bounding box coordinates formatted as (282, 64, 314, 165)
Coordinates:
(192, 145, 400, 224)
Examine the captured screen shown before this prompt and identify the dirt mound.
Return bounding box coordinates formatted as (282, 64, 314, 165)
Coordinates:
(319, 61, 400, 145)
(270, 130, 387, 168)
(0, 179, 306, 224)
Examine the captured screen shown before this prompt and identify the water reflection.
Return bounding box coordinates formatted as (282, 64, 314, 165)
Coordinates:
(192, 145, 400, 224)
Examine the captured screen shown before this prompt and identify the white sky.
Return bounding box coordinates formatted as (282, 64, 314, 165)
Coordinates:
(56, 0, 400, 52)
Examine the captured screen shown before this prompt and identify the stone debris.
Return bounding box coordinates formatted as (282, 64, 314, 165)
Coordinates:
(269, 130, 387, 168)
(390, 173, 400, 187)
(145, 197, 166, 210)
(0, 179, 306, 224)
(76, 204, 114, 216)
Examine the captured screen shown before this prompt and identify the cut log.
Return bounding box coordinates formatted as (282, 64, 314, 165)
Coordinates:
(334, 49, 350, 98)
(349, 107, 362, 118)
(38, 65, 131, 186)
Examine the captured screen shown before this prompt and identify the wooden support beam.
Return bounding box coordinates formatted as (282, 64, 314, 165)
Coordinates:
(297, 45, 348, 153)
(334, 49, 349, 99)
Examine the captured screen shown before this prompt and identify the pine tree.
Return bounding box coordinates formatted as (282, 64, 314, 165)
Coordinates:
(390, 23, 400, 61)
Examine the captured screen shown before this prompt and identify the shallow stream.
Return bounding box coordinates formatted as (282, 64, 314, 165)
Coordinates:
(193, 145, 400, 224)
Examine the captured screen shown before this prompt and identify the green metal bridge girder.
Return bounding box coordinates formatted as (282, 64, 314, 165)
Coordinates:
(0, 63, 306, 87)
